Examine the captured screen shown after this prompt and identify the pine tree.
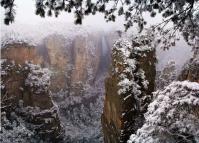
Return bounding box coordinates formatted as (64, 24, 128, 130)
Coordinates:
(1, 0, 199, 48)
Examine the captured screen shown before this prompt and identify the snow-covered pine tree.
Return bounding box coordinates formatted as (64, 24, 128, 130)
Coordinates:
(1, 0, 199, 49)
(128, 81, 199, 143)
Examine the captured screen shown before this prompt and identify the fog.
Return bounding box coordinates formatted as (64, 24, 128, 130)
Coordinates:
(0, 0, 124, 30)
(0, 0, 193, 71)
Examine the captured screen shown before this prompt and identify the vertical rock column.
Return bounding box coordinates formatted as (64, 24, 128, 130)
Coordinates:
(178, 51, 199, 82)
(1, 58, 63, 142)
(101, 39, 156, 143)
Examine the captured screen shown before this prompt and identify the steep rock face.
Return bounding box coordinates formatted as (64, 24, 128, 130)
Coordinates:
(1, 44, 52, 109)
(1, 30, 116, 94)
(40, 35, 70, 92)
(102, 39, 156, 143)
(1, 48, 63, 142)
(0, 31, 113, 98)
(102, 74, 122, 143)
(70, 34, 102, 92)
(1, 30, 117, 142)
(42, 35, 69, 70)
(38, 33, 112, 95)
(71, 36, 89, 83)
(1, 43, 43, 65)
(178, 51, 199, 82)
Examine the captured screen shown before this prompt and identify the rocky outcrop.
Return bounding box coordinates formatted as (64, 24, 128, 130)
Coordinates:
(178, 51, 199, 82)
(102, 39, 156, 143)
(38, 33, 112, 95)
(70, 34, 102, 93)
(1, 32, 113, 94)
(1, 43, 43, 65)
(1, 31, 117, 142)
(40, 35, 71, 92)
(1, 57, 63, 142)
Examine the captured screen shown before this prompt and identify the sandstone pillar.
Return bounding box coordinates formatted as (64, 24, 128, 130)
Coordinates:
(102, 39, 156, 143)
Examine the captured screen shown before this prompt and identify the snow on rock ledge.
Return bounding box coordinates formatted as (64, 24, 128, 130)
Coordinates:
(25, 63, 51, 94)
(1, 59, 63, 142)
(102, 36, 156, 143)
(128, 81, 199, 143)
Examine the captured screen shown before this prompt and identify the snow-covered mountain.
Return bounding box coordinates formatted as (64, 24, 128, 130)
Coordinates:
(1, 23, 120, 142)
(1, 22, 196, 143)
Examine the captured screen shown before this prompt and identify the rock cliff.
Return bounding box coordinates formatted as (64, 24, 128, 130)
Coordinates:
(37, 33, 112, 96)
(1, 58, 63, 142)
(102, 38, 156, 143)
(1, 30, 117, 142)
(178, 50, 199, 82)
(1, 43, 43, 65)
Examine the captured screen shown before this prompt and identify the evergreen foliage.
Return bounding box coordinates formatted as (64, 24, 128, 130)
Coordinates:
(1, 0, 199, 48)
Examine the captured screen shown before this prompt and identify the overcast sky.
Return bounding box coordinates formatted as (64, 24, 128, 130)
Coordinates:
(0, 0, 126, 30)
(0, 0, 165, 30)
(0, 0, 193, 70)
